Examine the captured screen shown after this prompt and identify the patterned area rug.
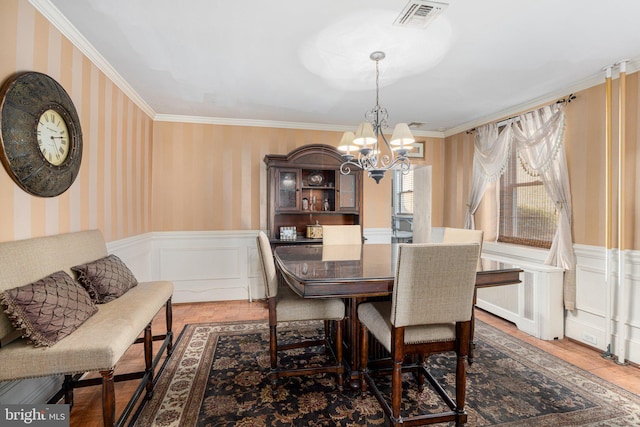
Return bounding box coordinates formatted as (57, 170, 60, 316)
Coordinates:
(134, 320, 640, 426)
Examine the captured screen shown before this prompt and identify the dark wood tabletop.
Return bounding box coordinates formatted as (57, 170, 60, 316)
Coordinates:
(274, 243, 522, 298)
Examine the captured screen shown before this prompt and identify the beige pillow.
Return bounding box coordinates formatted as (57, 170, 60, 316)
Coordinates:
(72, 254, 138, 303)
(0, 271, 98, 347)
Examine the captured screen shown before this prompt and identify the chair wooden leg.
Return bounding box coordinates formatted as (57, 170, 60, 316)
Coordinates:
(359, 322, 369, 394)
(456, 322, 470, 425)
(417, 353, 425, 393)
(268, 298, 279, 396)
(269, 323, 278, 396)
(335, 319, 344, 391)
(455, 352, 467, 425)
(324, 320, 330, 344)
(391, 329, 405, 423)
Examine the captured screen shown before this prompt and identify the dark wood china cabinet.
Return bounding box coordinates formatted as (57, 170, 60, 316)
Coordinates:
(264, 144, 363, 244)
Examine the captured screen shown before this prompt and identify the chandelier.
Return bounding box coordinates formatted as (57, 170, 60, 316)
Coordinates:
(338, 51, 415, 184)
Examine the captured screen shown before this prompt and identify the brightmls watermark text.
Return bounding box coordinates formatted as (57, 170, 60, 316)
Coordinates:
(1, 405, 69, 426)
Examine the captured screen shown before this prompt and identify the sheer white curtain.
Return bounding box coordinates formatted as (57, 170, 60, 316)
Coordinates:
(464, 103, 576, 309)
(464, 122, 513, 230)
(512, 104, 576, 310)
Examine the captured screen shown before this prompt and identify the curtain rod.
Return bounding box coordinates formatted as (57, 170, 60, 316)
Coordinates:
(465, 93, 577, 134)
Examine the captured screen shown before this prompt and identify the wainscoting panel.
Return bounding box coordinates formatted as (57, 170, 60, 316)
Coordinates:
(565, 244, 639, 364)
(150, 231, 260, 303)
(159, 247, 242, 280)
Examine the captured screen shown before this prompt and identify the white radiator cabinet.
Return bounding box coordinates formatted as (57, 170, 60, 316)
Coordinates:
(478, 242, 565, 340)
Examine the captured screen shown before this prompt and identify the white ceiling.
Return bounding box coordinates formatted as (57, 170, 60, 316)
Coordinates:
(37, 0, 640, 136)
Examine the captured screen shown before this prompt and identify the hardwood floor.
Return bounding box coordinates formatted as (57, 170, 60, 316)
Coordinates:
(66, 300, 640, 427)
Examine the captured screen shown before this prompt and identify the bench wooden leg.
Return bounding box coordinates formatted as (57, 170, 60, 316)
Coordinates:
(166, 298, 173, 355)
(144, 323, 154, 397)
(62, 375, 74, 407)
(100, 369, 115, 427)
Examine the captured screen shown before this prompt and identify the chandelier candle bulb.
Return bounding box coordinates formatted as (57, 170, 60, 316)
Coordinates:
(390, 123, 415, 154)
(337, 131, 357, 157)
(354, 122, 376, 146)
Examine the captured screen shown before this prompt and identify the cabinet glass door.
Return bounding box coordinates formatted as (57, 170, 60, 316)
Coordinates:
(276, 169, 299, 210)
(339, 174, 357, 210)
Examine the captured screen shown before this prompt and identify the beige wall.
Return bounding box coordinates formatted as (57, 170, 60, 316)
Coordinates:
(0, 0, 153, 243)
(151, 120, 444, 231)
(445, 73, 640, 249)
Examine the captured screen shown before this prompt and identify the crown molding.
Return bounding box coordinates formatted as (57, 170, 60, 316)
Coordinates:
(444, 60, 639, 138)
(29, 0, 156, 118)
(155, 114, 445, 138)
(35, 0, 635, 140)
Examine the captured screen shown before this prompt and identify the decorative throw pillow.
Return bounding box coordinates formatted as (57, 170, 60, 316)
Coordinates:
(72, 255, 138, 303)
(0, 271, 98, 347)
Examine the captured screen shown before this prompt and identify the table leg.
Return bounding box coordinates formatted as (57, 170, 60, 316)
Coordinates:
(346, 297, 362, 389)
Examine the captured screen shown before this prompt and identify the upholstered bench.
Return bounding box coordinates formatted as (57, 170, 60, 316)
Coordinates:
(0, 230, 173, 427)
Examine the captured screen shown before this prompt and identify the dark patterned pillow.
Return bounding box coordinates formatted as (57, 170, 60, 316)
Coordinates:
(0, 271, 98, 347)
(72, 255, 138, 303)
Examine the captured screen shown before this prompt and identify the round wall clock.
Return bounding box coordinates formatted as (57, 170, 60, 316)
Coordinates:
(0, 71, 82, 197)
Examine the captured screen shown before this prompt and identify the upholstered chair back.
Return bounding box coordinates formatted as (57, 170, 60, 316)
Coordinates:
(322, 225, 362, 245)
(257, 231, 278, 298)
(390, 243, 480, 328)
(442, 227, 484, 270)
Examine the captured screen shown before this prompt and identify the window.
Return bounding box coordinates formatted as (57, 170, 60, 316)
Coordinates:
(498, 144, 558, 248)
(393, 169, 414, 215)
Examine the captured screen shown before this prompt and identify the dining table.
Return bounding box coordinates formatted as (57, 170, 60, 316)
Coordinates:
(273, 243, 523, 389)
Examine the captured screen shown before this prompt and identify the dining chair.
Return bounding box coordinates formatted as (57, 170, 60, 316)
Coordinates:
(442, 227, 484, 270)
(358, 243, 481, 426)
(442, 227, 484, 365)
(322, 225, 362, 245)
(256, 231, 345, 395)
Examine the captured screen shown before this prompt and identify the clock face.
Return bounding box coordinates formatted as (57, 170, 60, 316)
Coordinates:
(0, 72, 82, 197)
(37, 109, 69, 166)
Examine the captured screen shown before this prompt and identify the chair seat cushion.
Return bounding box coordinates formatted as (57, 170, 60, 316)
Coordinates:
(358, 301, 455, 353)
(276, 286, 344, 322)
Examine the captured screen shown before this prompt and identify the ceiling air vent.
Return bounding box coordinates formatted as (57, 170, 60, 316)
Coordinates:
(408, 122, 426, 129)
(393, 0, 449, 29)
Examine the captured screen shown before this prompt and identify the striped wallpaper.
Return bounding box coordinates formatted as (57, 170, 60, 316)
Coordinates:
(151, 121, 444, 232)
(0, 0, 153, 243)
(3, 0, 639, 250)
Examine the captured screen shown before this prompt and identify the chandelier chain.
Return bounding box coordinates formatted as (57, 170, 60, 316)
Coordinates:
(375, 57, 380, 109)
